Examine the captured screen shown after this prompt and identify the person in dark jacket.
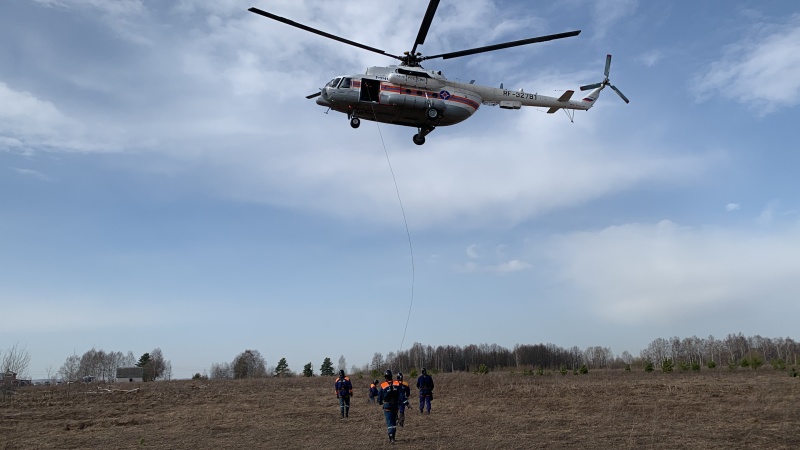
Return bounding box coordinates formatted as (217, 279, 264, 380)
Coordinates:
(368, 379, 379, 404)
(416, 367, 434, 414)
(334, 370, 353, 418)
(396, 372, 411, 426)
(378, 369, 407, 444)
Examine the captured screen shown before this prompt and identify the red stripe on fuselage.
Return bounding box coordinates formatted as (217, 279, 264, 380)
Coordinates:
(379, 83, 479, 110)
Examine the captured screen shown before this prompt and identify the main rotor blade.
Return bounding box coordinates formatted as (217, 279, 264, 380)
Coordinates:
(610, 84, 630, 103)
(604, 54, 612, 78)
(580, 82, 602, 91)
(306, 91, 322, 99)
(411, 0, 441, 55)
(248, 7, 402, 60)
(424, 30, 581, 61)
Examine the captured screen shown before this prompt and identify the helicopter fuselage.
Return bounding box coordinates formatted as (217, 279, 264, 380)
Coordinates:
(314, 65, 600, 144)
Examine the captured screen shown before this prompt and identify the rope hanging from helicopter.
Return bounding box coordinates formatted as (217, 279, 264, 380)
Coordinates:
(366, 100, 416, 354)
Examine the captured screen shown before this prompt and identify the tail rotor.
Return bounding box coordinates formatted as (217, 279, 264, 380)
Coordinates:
(580, 54, 629, 104)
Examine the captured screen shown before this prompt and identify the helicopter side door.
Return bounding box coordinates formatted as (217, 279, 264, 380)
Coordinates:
(359, 78, 381, 102)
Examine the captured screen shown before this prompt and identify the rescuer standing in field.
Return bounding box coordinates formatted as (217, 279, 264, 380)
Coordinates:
(334, 370, 353, 418)
(396, 372, 411, 427)
(416, 367, 434, 414)
(378, 369, 407, 444)
(368, 379, 379, 404)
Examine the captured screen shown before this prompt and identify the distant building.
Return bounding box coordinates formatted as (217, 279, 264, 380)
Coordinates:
(1, 371, 17, 383)
(0, 371, 30, 386)
(116, 367, 144, 382)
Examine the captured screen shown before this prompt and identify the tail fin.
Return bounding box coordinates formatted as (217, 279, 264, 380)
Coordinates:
(547, 90, 575, 114)
(577, 87, 603, 110)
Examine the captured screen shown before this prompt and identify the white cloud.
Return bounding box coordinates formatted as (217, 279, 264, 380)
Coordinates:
(12, 168, 53, 182)
(755, 200, 780, 226)
(454, 259, 532, 274)
(726, 203, 740, 211)
(593, 0, 638, 40)
(0, 81, 121, 154)
(639, 49, 663, 68)
(694, 15, 800, 114)
(466, 244, 480, 259)
(542, 220, 800, 324)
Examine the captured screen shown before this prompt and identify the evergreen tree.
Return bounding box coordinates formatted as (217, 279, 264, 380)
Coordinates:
(274, 357, 289, 377)
(320, 357, 335, 376)
(136, 353, 153, 382)
(303, 362, 314, 377)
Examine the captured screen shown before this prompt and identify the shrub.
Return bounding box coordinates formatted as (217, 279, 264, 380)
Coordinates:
(691, 362, 701, 372)
(662, 359, 674, 373)
(740, 358, 750, 368)
(560, 366, 568, 376)
(790, 367, 798, 378)
(536, 365, 544, 376)
(771, 359, 786, 370)
(522, 369, 534, 376)
(409, 368, 418, 378)
(192, 373, 202, 380)
(475, 364, 490, 375)
(678, 361, 690, 372)
(727, 360, 737, 370)
(624, 364, 631, 372)
(644, 361, 654, 372)
(579, 364, 589, 375)
(707, 361, 716, 369)
(750, 357, 763, 370)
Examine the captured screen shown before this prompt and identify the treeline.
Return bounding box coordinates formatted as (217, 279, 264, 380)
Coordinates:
(56, 347, 172, 382)
(369, 333, 800, 373)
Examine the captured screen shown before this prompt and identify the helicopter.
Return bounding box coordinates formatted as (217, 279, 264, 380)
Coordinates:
(248, 1, 629, 145)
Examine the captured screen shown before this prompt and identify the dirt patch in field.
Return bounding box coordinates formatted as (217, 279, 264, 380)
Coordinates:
(2, 369, 798, 449)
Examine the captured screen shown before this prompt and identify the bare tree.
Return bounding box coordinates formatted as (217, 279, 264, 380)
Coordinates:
(1, 342, 31, 378)
(210, 362, 232, 379)
(149, 348, 168, 380)
(58, 354, 81, 382)
(370, 352, 384, 372)
(232, 350, 267, 378)
(337, 355, 347, 372)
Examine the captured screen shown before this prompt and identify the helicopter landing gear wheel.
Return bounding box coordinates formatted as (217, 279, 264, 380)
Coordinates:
(413, 126, 435, 145)
(426, 107, 439, 120)
(350, 117, 361, 129)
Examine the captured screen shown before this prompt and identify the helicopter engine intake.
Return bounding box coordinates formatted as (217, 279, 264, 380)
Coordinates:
(387, 73, 444, 90)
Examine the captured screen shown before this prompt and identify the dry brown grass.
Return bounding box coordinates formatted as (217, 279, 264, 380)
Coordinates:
(2, 369, 798, 449)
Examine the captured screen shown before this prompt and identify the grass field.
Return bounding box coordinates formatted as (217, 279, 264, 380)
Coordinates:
(2, 369, 798, 449)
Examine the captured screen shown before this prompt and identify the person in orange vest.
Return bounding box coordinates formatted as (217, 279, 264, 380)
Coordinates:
(368, 379, 379, 404)
(334, 369, 353, 418)
(377, 369, 407, 444)
(396, 372, 411, 426)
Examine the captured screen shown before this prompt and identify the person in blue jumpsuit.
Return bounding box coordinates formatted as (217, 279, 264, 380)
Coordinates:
(396, 372, 411, 426)
(334, 369, 353, 418)
(378, 369, 407, 444)
(368, 379, 379, 404)
(416, 367, 434, 414)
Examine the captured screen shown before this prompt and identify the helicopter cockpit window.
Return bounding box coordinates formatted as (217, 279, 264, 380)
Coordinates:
(326, 77, 342, 88)
(340, 78, 351, 88)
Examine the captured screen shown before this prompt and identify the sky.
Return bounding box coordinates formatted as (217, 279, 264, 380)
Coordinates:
(2, 0, 799, 380)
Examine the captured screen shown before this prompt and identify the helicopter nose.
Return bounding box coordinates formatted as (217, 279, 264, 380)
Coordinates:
(316, 93, 331, 107)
